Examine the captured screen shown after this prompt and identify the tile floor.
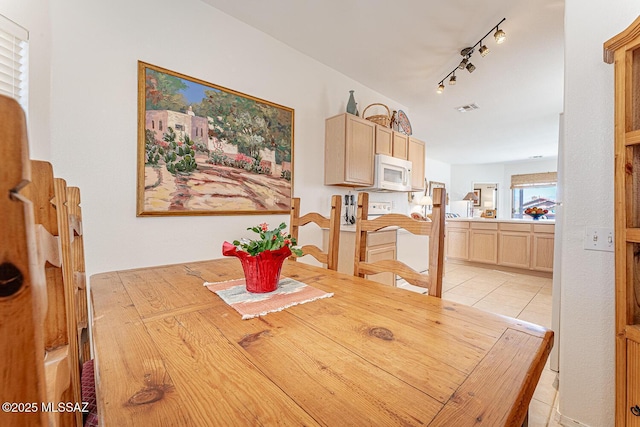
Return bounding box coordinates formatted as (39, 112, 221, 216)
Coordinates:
(398, 261, 561, 427)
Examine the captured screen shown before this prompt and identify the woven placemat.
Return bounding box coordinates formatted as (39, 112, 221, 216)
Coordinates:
(204, 277, 333, 319)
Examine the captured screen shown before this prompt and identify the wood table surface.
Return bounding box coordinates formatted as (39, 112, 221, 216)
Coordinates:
(90, 258, 553, 426)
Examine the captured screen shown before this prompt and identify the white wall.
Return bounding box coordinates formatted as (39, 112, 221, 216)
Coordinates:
(450, 157, 558, 219)
(557, 2, 640, 426)
(39, 0, 411, 275)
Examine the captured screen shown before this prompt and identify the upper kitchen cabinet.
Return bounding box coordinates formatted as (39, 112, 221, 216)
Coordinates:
(374, 125, 393, 156)
(408, 137, 425, 191)
(325, 113, 376, 187)
(392, 132, 409, 160)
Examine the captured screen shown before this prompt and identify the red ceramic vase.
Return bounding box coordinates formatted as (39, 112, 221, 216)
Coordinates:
(222, 242, 291, 293)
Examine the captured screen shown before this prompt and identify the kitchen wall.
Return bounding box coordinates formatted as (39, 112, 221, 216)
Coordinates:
(450, 156, 558, 219)
(2, 0, 416, 275)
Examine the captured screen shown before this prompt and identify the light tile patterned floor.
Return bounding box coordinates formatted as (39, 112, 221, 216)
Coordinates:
(398, 262, 558, 427)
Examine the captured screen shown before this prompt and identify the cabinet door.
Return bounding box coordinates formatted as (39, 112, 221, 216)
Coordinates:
(532, 233, 554, 272)
(469, 230, 498, 264)
(375, 125, 393, 156)
(408, 137, 425, 191)
(392, 131, 408, 160)
(498, 232, 531, 269)
(345, 116, 375, 184)
(446, 229, 469, 260)
(367, 245, 397, 286)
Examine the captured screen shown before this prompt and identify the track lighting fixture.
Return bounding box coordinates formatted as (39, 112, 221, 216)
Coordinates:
(494, 27, 506, 44)
(435, 18, 506, 93)
(479, 42, 489, 57)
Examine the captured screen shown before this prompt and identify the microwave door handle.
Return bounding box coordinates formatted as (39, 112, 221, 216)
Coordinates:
(404, 168, 411, 186)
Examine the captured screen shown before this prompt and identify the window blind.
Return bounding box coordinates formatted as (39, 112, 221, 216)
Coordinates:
(510, 172, 557, 189)
(0, 14, 28, 110)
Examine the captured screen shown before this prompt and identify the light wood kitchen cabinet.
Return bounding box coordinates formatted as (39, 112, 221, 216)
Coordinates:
(469, 222, 498, 264)
(323, 228, 396, 286)
(408, 137, 426, 191)
(605, 17, 640, 425)
(532, 224, 554, 272)
(324, 113, 375, 187)
(446, 219, 554, 274)
(446, 221, 469, 260)
(392, 132, 408, 160)
(374, 125, 393, 156)
(498, 223, 532, 269)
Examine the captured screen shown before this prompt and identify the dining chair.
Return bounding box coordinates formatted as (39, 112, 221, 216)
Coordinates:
(289, 195, 342, 270)
(0, 95, 85, 427)
(353, 187, 446, 297)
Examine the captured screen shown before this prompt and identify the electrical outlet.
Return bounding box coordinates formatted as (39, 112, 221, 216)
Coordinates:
(584, 227, 614, 252)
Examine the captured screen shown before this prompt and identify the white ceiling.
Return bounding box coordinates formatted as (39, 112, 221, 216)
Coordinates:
(200, 0, 565, 165)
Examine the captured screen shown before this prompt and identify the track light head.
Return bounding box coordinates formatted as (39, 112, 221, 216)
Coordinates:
(494, 27, 506, 44)
(466, 62, 476, 73)
(458, 57, 468, 69)
(449, 74, 457, 85)
(437, 82, 445, 94)
(479, 44, 490, 56)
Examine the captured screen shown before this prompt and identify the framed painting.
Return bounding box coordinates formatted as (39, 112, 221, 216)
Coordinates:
(473, 189, 482, 206)
(137, 61, 294, 216)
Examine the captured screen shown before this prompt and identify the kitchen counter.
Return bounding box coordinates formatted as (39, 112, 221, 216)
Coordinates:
(446, 218, 555, 274)
(447, 217, 555, 224)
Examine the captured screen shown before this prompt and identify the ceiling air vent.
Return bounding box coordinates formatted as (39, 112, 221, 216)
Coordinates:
(455, 103, 479, 113)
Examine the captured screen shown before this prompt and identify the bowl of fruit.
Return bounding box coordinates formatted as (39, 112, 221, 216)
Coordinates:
(524, 207, 548, 220)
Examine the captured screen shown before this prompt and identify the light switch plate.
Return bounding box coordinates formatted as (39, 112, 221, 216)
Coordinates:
(584, 227, 614, 252)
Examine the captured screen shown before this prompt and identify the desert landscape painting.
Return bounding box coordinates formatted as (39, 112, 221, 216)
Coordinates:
(137, 62, 294, 216)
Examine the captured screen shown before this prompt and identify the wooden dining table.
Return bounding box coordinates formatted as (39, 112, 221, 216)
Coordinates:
(90, 257, 553, 426)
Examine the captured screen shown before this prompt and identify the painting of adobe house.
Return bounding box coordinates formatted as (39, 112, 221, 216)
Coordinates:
(137, 61, 294, 216)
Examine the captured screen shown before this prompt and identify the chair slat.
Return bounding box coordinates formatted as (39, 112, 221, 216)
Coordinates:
(354, 188, 446, 297)
(290, 195, 342, 270)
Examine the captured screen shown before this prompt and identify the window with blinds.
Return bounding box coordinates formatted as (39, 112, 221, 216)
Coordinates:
(0, 14, 28, 112)
(511, 172, 558, 219)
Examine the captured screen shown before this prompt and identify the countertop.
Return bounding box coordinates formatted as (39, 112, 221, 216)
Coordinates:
(446, 217, 555, 224)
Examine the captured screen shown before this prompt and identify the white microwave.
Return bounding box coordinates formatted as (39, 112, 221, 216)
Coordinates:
(365, 154, 413, 192)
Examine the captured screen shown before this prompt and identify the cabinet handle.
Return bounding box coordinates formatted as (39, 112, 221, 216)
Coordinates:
(631, 405, 640, 416)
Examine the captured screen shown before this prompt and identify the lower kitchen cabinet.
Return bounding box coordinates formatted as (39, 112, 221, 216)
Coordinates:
(446, 222, 469, 260)
(469, 223, 498, 264)
(445, 219, 555, 274)
(498, 223, 532, 269)
(323, 228, 396, 286)
(532, 224, 555, 272)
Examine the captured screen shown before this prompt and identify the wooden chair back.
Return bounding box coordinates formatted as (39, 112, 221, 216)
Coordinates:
(354, 187, 446, 297)
(289, 195, 342, 270)
(0, 95, 83, 427)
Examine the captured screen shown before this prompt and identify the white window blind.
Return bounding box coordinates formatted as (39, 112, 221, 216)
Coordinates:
(510, 172, 557, 189)
(0, 14, 28, 111)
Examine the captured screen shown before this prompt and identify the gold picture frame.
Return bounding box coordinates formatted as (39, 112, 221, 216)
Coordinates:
(137, 61, 294, 216)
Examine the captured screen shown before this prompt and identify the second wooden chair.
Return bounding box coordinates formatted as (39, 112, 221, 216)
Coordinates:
(289, 195, 342, 270)
(354, 187, 446, 297)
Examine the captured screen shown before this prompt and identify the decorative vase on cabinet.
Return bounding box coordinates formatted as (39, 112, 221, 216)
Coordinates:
(346, 90, 357, 115)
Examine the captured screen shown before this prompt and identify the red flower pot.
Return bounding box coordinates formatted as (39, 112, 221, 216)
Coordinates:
(222, 242, 291, 293)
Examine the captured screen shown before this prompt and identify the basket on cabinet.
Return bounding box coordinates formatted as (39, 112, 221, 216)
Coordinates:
(362, 103, 391, 127)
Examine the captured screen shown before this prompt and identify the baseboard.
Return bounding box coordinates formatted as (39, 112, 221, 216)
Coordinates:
(553, 408, 591, 427)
